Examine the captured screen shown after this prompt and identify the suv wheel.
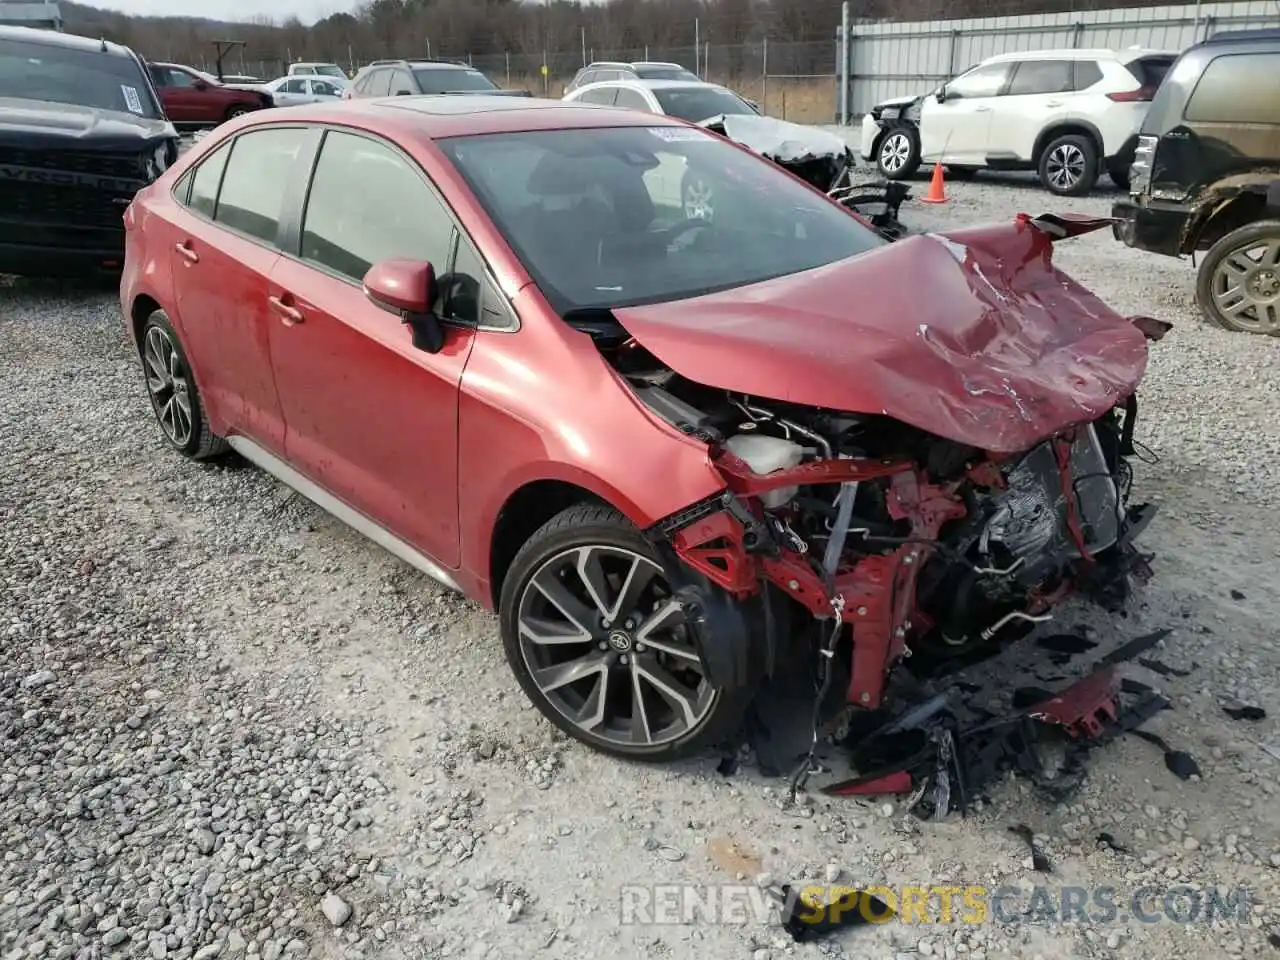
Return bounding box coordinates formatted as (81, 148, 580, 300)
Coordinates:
(876, 125, 921, 180)
(225, 105, 251, 121)
(140, 310, 228, 459)
(1038, 133, 1099, 196)
(498, 504, 749, 761)
(1197, 220, 1280, 335)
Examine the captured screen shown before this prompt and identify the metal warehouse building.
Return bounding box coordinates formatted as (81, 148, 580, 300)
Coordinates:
(0, 1, 63, 30)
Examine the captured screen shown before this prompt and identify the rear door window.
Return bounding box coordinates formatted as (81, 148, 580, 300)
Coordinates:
(1005, 60, 1074, 96)
(213, 128, 309, 244)
(1184, 53, 1278, 124)
(185, 140, 232, 218)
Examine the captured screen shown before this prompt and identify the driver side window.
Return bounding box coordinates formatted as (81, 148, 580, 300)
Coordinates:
(167, 69, 197, 89)
(945, 62, 1009, 99)
(300, 130, 454, 284)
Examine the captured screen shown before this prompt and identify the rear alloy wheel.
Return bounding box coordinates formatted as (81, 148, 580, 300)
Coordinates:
(876, 125, 920, 180)
(499, 505, 747, 761)
(1197, 220, 1280, 335)
(1038, 133, 1098, 196)
(681, 171, 715, 222)
(140, 311, 227, 460)
(225, 105, 251, 122)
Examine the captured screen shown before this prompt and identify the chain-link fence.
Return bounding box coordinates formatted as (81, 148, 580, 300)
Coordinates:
(188, 39, 840, 124)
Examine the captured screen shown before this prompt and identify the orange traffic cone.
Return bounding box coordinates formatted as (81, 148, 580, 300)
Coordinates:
(919, 161, 948, 205)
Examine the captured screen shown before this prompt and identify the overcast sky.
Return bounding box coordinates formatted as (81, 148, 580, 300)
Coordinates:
(93, 0, 348, 24)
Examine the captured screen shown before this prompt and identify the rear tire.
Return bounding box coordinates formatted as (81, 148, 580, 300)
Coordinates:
(876, 124, 921, 180)
(139, 310, 228, 460)
(1038, 133, 1099, 196)
(1196, 220, 1280, 336)
(224, 105, 251, 122)
(498, 504, 750, 762)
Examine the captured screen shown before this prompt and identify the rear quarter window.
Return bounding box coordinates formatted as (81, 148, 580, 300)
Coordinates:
(1073, 60, 1103, 90)
(1184, 53, 1279, 125)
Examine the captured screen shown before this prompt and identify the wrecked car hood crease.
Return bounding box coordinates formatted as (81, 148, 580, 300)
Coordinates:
(614, 220, 1152, 454)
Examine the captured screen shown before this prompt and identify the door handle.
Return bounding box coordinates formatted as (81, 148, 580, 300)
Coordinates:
(1045, 101, 1064, 108)
(974, 106, 991, 112)
(175, 241, 198, 264)
(268, 295, 305, 327)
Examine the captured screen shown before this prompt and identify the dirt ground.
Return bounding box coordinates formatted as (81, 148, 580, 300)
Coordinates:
(3, 165, 1280, 960)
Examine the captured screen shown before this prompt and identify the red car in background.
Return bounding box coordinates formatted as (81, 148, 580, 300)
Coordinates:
(148, 61, 272, 127)
(119, 96, 1161, 763)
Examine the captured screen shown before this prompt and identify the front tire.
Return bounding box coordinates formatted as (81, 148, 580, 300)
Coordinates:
(498, 504, 749, 761)
(1038, 133, 1099, 196)
(1196, 220, 1280, 335)
(139, 310, 227, 460)
(876, 124, 921, 180)
(681, 169, 715, 222)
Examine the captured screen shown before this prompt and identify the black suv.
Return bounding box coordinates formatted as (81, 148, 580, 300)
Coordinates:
(1112, 29, 1280, 335)
(0, 26, 179, 278)
(347, 60, 530, 98)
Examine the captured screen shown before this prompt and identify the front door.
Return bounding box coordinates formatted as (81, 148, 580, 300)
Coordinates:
(919, 61, 1011, 164)
(265, 128, 474, 566)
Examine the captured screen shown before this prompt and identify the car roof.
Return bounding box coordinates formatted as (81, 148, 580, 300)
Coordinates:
(573, 78, 728, 93)
(981, 47, 1177, 64)
(1202, 27, 1280, 45)
(0, 24, 135, 57)
(222, 94, 690, 140)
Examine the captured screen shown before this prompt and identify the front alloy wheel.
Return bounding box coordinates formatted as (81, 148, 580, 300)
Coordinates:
(682, 173, 715, 222)
(1198, 220, 1280, 335)
(876, 126, 920, 180)
(500, 505, 747, 761)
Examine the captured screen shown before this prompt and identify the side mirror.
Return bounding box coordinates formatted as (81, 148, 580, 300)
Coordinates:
(363, 259, 444, 353)
(935, 87, 948, 103)
(394, 89, 412, 96)
(194, 80, 209, 91)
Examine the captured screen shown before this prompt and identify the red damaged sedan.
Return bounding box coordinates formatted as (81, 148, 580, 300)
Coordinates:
(120, 96, 1163, 762)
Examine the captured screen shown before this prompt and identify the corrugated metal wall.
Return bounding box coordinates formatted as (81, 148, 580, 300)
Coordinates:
(841, 1, 1279, 116)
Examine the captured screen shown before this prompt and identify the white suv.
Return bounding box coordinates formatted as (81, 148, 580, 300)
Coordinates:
(858, 48, 1175, 195)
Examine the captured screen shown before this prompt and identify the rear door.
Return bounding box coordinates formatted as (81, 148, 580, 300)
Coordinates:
(265, 128, 475, 566)
(995, 58, 1077, 161)
(167, 126, 313, 453)
(919, 60, 1011, 163)
(151, 65, 204, 123)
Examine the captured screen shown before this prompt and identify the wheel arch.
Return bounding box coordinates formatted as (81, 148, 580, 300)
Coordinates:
(485, 470, 659, 610)
(1184, 183, 1277, 254)
(1032, 121, 1103, 165)
(129, 293, 162, 353)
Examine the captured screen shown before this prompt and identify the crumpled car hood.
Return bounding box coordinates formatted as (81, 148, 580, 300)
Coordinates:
(614, 216, 1153, 454)
(699, 113, 849, 164)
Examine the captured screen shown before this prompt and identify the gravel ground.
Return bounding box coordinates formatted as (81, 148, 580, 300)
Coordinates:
(4, 160, 1280, 960)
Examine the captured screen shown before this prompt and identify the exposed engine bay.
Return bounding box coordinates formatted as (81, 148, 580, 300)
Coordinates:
(600, 333, 1158, 711)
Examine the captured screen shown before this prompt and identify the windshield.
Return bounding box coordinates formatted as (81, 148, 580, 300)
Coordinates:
(653, 86, 756, 123)
(315, 64, 346, 79)
(412, 67, 498, 94)
(634, 65, 700, 82)
(0, 38, 162, 119)
(437, 126, 882, 314)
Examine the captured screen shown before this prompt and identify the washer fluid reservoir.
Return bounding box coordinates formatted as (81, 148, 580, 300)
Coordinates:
(723, 434, 805, 509)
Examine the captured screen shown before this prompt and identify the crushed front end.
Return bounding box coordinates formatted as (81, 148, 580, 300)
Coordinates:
(607, 213, 1169, 717)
